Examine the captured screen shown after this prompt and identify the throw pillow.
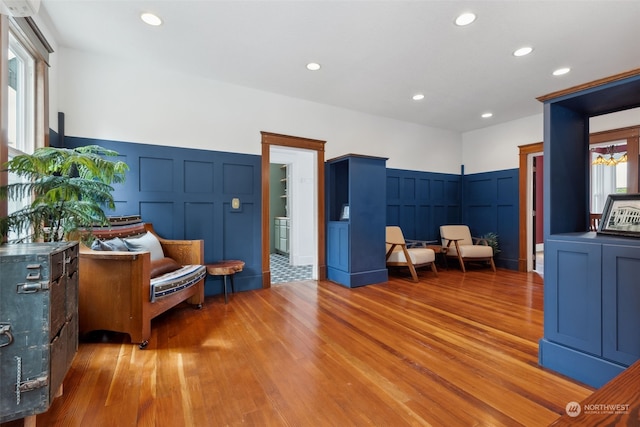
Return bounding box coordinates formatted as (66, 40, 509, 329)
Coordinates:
(123, 232, 165, 261)
(90, 237, 129, 252)
(150, 257, 182, 279)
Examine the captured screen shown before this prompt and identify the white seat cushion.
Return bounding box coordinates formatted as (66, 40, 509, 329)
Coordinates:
(387, 247, 435, 265)
(450, 244, 492, 258)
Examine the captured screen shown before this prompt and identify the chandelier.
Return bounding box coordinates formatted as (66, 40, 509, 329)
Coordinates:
(592, 145, 627, 166)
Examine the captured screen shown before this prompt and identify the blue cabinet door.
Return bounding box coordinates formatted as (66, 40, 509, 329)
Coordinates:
(545, 239, 602, 356)
(603, 244, 640, 366)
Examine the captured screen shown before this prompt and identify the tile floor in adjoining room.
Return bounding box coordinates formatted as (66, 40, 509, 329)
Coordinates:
(270, 253, 313, 284)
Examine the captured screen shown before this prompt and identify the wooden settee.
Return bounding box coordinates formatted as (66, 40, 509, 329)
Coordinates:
(76, 217, 206, 348)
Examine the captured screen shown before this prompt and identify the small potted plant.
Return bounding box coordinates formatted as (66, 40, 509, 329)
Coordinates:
(0, 145, 128, 242)
(481, 232, 501, 256)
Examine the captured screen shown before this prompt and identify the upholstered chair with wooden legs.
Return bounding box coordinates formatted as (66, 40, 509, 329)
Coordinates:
(385, 226, 437, 282)
(439, 225, 496, 273)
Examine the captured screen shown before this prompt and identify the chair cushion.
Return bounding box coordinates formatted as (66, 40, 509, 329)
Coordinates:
(150, 265, 207, 302)
(453, 244, 493, 259)
(388, 247, 435, 265)
(123, 232, 165, 261)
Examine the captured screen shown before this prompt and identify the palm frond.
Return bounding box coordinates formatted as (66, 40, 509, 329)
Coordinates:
(0, 145, 128, 242)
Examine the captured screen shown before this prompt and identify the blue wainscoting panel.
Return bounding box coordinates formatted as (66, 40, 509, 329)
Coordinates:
(184, 161, 215, 193)
(63, 136, 263, 296)
(386, 169, 461, 243)
(326, 221, 350, 282)
(140, 202, 174, 237)
(223, 163, 254, 194)
(184, 201, 216, 261)
(549, 243, 602, 355)
(140, 157, 174, 191)
(602, 244, 640, 366)
(463, 169, 519, 270)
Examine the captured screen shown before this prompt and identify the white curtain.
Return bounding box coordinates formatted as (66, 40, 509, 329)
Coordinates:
(591, 157, 618, 213)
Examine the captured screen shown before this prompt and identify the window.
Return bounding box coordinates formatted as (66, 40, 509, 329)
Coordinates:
(8, 30, 36, 154)
(6, 30, 37, 241)
(2, 16, 53, 241)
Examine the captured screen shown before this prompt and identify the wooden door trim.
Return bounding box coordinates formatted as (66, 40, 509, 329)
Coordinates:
(518, 142, 543, 272)
(261, 132, 326, 287)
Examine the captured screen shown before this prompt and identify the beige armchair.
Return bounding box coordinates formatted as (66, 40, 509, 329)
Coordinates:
(385, 226, 437, 282)
(439, 225, 496, 273)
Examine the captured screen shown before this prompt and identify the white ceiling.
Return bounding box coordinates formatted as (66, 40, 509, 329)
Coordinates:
(38, 0, 640, 133)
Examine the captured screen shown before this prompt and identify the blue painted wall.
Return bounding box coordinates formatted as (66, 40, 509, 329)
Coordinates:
(386, 169, 462, 242)
(386, 168, 519, 270)
(463, 169, 519, 270)
(62, 136, 263, 297)
(60, 131, 520, 293)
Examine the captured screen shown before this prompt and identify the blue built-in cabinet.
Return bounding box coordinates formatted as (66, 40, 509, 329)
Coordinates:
(542, 234, 640, 387)
(538, 71, 640, 388)
(61, 135, 263, 297)
(326, 154, 388, 287)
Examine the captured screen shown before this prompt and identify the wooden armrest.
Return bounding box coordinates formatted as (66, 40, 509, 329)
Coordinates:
(405, 239, 438, 248)
(144, 223, 204, 265)
(158, 239, 204, 265)
(444, 238, 461, 249)
(443, 237, 462, 242)
(385, 243, 399, 259)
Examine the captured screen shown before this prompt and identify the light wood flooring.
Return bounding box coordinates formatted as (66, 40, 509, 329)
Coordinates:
(4, 266, 595, 426)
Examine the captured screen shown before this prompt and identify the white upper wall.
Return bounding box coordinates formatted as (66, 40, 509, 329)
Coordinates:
(462, 107, 640, 175)
(461, 114, 543, 175)
(55, 48, 462, 175)
(590, 108, 640, 133)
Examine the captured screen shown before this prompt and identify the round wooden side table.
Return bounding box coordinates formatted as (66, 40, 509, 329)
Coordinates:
(205, 260, 245, 303)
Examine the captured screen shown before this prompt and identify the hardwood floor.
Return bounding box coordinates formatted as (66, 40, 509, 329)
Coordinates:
(5, 267, 594, 426)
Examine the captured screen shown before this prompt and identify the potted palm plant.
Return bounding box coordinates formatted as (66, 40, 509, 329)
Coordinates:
(481, 232, 501, 256)
(0, 145, 128, 242)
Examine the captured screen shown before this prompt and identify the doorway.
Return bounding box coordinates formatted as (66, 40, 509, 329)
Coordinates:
(518, 142, 543, 272)
(260, 132, 327, 288)
(270, 147, 315, 284)
(532, 153, 544, 274)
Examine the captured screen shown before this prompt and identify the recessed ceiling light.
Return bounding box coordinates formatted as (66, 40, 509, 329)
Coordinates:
(412, 94, 425, 101)
(481, 112, 493, 118)
(553, 67, 571, 76)
(306, 62, 321, 71)
(141, 12, 162, 26)
(513, 47, 533, 57)
(455, 12, 476, 26)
